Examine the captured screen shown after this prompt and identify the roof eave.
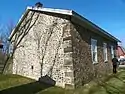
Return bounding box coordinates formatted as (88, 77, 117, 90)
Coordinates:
(71, 11, 121, 42)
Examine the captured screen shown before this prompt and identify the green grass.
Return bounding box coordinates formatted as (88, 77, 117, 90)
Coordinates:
(0, 70, 125, 94)
(88, 70, 125, 94)
(0, 74, 73, 94)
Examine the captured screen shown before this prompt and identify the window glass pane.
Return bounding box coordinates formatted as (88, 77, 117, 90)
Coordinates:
(92, 45, 95, 51)
(111, 46, 114, 58)
(93, 52, 96, 61)
(103, 43, 107, 61)
(91, 39, 97, 63)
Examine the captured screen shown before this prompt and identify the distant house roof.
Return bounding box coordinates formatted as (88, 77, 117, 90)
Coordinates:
(9, 6, 121, 42)
(117, 46, 125, 57)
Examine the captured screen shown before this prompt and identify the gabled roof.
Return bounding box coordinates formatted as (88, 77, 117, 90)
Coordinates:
(9, 6, 121, 42)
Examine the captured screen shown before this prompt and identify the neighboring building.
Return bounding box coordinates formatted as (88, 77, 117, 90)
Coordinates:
(117, 45, 125, 61)
(117, 46, 125, 58)
(9, 4, 120, 89)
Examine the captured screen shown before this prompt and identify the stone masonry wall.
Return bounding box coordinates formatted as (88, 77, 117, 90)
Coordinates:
(11, 10, 117, 89)
(12, 11, 74, 88)
(71, 23, 117, 88)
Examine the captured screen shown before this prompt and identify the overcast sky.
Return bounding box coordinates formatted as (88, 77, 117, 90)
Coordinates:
(0, 0, 125, 46)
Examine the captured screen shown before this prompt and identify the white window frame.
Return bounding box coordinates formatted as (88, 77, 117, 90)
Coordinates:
(91, 39, 98, 64)
(111, 46, 114, 58)
(103, 43, 108, 62)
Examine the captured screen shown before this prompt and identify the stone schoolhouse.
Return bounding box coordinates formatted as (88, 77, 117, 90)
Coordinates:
(9, 3, 120, 89)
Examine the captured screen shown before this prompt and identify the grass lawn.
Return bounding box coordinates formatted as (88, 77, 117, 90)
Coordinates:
(0, 74, 73, 94)
(0, 69, 125, 94)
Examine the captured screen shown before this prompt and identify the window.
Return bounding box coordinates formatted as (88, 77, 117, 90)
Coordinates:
(91, 39, 97, 63)
(111, 46, 114, 58)
(103, 43, 108, 61)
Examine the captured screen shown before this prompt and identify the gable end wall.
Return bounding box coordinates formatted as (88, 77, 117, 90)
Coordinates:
(12, 11, 75, 88)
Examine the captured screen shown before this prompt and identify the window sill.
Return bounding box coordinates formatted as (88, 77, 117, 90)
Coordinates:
(104, 60, 108, 63)
(93, 62, 98, 64)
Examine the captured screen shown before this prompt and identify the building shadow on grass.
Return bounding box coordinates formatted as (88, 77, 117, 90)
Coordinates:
(0, 75, 56, 94)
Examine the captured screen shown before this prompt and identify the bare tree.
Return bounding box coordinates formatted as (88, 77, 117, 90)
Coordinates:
(0, 21, 14, 74)
(9, 11, 40, 57)
(33, 18, 58, 76)
(0, 21, 14, 54)
(2, 11, 40, 74)
(47, 24, 68, 77)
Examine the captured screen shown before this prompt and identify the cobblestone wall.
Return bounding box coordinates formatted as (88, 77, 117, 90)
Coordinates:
(71, 23, 117, 88)
(12, 11, 73, 88)
(11, 10, 117, 89)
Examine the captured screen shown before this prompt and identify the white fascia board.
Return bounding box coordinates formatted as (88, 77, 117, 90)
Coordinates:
(27, 6, 73, 16)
